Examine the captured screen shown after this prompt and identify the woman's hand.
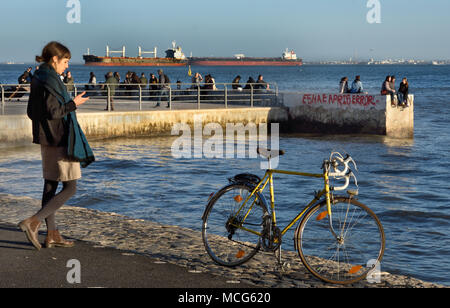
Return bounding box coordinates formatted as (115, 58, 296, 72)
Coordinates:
(73, 91, 89, 106)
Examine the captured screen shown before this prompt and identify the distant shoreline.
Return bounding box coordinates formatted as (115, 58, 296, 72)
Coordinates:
(1, 62, 450, 67)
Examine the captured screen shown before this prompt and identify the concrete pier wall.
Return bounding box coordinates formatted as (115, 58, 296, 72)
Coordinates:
(280, 92, 414, 138)
(0, 107, 287, 147)
(0, 92, 414, 148)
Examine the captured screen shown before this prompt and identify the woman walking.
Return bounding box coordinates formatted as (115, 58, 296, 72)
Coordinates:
(20, 41, 95, 250)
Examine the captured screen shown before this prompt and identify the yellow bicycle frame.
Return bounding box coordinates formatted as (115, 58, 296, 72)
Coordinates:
(232, 167, 333, 238)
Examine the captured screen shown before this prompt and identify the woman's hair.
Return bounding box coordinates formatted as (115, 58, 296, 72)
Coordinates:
(35, 41, 71, 63)
(402, 78, 408, 86)
(385, 76, 391, 81)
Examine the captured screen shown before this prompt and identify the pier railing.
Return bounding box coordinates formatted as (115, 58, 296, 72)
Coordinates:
(0, 82, 280, 114)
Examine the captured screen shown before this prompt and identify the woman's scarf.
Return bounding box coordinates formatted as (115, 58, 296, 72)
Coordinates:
(34, 63, 95, 168)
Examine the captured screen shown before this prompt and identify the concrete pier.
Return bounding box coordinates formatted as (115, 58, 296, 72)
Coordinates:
(0, 92, 414, 147)
(0, 106, 287, 147)
(280, 93, 414, 138)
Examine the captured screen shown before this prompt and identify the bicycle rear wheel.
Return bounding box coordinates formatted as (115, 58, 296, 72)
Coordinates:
(296, 197, 385, 284)
(202, 183, 268, 267)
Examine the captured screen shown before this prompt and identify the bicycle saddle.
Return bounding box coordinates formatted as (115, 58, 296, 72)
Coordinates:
(257, 147, 285, 159)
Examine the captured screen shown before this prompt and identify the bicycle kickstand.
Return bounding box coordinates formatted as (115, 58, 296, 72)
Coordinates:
(274, 246, 290, 274)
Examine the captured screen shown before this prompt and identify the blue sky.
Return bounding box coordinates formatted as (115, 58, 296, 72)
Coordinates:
(1, 0, 449, 63)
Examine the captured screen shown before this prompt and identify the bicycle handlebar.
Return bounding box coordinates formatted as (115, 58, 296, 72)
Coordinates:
(332, 171, 359, 191)
(325, 152, 359, 192)
(327, 152, 358, 177)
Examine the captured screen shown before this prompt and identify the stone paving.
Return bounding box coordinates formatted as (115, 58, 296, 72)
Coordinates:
(0, 193, 445, 288)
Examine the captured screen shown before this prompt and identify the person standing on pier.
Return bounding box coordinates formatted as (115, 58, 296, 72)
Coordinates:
(20, 41, 95, 250)
(156, 69, 170, 108)
(104, 71, 118, 111)
(398, 78, 409, 107)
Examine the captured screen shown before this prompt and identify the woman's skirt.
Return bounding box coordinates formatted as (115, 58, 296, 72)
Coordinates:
(41, 145, 81, 182)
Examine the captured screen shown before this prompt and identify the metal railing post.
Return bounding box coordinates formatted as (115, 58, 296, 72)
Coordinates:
(275, 83, 279, 106)
(224, 84, 228, 108)
(74, 84, 78, 97)
(250, 84, 254, 107)
(107, 85, 111, 111)
(168, 86, 172, 110)
(139, 85, 142, 111)
(197, 86, 201, 110)
(1, 85, 4, 115)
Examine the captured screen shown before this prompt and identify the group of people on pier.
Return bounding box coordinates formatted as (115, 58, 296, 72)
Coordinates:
(339, 75, 409, 107)
(380, 75, 409, 107)
(75, 70, 271, 92)
(71, 69, 272, 110)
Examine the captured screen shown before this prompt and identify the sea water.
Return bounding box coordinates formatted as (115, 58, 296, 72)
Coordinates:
(0, 64, 449, 285)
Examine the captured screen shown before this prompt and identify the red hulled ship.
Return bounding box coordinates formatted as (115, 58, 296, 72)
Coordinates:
(188, 49, 302, 66)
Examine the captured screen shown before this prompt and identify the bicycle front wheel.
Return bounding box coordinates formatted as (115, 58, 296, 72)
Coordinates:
(202, 183, 268, 267)
(296, 197, 385, 284)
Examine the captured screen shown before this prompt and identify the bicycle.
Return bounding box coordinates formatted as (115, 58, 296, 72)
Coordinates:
(202, 148, 385, 284)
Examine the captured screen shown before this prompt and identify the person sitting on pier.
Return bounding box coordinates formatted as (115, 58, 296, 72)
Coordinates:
(123, 72, 133, 92)
(381, 75, 397, 105)
(232, 75, 242, 90)
(149, 73, 158, 100)
(191, 72, 203, 89)
(130, 72, 141, 91)
(18, 71, 31, 85)
(140, 73, 148, 88)
(244, 76, 255, 90)
(256, 75, 270, 90)
(349, 75, 363, 93)
(381, 76, 390, 95)
(85, 72, 97, 96)
(88, 72, 96, 86)
(210, 74, 217, 90)
(114, 72, 120, 83)
(26, 67, 34, 83)
(18, 67, 33, 84)
(202, 74, 216, 90)
(339, 77, 349, 93)
(7, 71, 31, 100)
(390, 76, 396, 94)
(64, 71, 75, 96)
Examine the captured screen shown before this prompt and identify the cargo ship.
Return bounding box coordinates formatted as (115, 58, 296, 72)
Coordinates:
(83, 42, 188, 66)
(188, 49, 302, 66)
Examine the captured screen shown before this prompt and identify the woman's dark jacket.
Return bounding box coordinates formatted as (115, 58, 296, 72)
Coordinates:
(27, 77, 77, 146)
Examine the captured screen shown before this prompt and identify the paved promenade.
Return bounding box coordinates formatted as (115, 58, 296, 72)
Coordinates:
(0, 222, 253, 288)
(0, 193, 445, 288)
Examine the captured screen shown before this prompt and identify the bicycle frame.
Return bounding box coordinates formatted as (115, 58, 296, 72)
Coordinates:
(233, 166, 339, 240)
